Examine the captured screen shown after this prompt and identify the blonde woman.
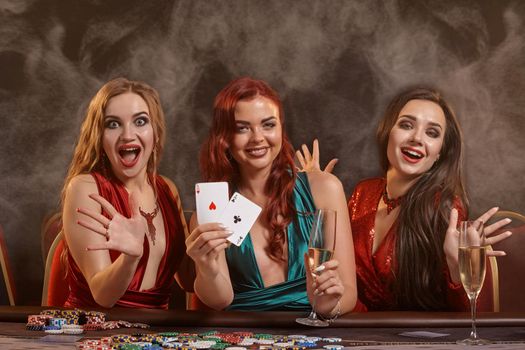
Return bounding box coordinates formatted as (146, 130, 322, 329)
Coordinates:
(61, 78, 192, 308)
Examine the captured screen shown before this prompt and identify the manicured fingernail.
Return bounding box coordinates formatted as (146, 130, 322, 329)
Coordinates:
(314, 265, 326, 273)
(314, 289, 319, 295)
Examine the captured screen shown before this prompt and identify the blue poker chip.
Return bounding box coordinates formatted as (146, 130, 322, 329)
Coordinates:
(43, 325, 61, 331)
(295, 342, 317, 348)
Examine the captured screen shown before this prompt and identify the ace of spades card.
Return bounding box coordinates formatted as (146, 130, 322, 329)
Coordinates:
(195, 182, 229, 224)
(218, 192, 262, 246)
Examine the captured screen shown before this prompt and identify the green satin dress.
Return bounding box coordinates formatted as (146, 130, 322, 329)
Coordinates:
(225, 172, 316, 311)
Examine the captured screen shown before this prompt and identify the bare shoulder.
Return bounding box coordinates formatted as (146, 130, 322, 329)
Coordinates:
(306, 171, 346, 210)
(66, 174, 98, 198)
(306, 171, 344, 194)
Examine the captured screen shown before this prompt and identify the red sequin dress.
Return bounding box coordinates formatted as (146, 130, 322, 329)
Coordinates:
(64, 171, 186, 309)
(349, 178, 468, 311)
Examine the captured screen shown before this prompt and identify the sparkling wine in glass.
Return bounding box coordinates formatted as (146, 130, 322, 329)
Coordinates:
(457, 220, 490, 345)
(296, 209, 336, 327)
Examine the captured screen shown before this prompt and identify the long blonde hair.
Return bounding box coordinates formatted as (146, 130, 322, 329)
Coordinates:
(61, 77, 166, 207)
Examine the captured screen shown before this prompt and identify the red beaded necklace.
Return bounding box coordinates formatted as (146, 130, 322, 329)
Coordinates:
(139, 203, 159, 245)
(382, 186, 404, 214)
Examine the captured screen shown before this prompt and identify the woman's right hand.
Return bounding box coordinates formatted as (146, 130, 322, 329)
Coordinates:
(186, 223, 232, 277)
(77, 192, 146, 258)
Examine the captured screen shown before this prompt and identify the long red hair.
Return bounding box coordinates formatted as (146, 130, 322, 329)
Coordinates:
(200, 77, 297, 261)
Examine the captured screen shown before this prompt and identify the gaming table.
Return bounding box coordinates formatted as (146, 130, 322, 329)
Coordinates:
(0, 306, 524, 349)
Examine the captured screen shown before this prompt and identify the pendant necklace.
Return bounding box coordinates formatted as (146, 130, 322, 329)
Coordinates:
(139, 202, 160, 245)
(382, 185, 404, 214)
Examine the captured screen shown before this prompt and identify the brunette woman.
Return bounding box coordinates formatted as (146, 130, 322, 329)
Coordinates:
(298, 88, 511, 311)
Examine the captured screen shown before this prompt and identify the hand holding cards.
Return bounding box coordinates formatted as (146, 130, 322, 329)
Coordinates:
(195, 182, 262, 246)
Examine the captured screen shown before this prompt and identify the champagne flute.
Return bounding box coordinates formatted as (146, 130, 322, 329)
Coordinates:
(457, 220, 490, 345)
(296, 209, 337, 327)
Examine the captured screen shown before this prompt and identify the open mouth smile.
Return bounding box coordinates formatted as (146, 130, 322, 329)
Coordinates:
(118, 144, 142, 167)
(401, 147, 424, 163)
(245, 146, 269, 157)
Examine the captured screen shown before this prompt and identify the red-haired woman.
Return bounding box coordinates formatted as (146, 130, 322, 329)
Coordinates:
(186, 77, 357, 317)
(62, 78, 192, 308)
(298, 88, 511, 311)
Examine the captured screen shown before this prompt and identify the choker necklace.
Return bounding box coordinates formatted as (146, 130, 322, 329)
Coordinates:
(382, 186, 404, 214)
(139, 203, 159, 245)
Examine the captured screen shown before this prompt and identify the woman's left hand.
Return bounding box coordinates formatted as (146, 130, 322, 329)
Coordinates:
(296, 139, 338, 173)
(304, 254, 343, 313)
(444, 207, 512, 283)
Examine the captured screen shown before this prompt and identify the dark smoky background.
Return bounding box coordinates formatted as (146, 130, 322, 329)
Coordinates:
(0, 0, 523, 305)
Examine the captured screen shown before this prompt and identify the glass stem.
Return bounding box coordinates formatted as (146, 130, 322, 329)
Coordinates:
(470, 293, 478, 340)
(309, 296, 318, 320)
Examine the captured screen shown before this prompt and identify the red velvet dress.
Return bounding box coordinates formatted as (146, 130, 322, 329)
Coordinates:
(349, 178, 468, 311)
(64, 171, 186, 309)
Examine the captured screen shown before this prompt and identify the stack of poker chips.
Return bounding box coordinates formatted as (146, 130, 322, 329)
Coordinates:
(26, 308, 106, 334)
(83, 310, 106, 330)
(26, 314, 53, 331)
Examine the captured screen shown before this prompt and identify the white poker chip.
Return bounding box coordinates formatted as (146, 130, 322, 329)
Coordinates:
(323, 345, 343, 350)
(45, 329, 63, 334)
(273, 342, 294, 347)
(163, 337, 179, 342)
(305, 337, 321, 342)
(189, 340, 217, 349)
(287, 335, 307, 339)
(322, 337, 342, 343)
(256, 339, 275, 345)
(63, 328, 84, 335)
(225, 347, 248, 350)
(237, 340, 255, 346)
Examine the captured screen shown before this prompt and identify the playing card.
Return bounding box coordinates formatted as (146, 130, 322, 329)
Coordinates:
(195, 182, 229, 224)
(398, 331, 450, 338)
(218, 192, 262, 246)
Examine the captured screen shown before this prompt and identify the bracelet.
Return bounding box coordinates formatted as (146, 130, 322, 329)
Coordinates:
(320, 299, 341, 324)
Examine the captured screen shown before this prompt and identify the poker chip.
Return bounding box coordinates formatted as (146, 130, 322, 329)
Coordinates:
(188, 340, 217, 349)
(63, 328, 84, 335)
(295, 342, 317, 348)
(237, 338, 255, 346)
(287, 335, 307, 339)
(304, 337, 321, 343)
(45, 329, 63, 334)
(273, 342, 294, 348)
(225, 347, 247, 350)
(323, 345, 343, 350)
(322, 338, 342, 343)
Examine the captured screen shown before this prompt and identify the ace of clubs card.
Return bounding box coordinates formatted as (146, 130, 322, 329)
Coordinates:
(218, 192, 262, 247)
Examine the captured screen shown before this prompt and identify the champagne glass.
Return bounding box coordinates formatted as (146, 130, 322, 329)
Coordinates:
(457, 220, 491, 345)
(296, 209, 337, 327)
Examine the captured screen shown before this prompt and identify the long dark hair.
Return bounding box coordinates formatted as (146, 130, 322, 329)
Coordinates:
(200, 77, 296, 261)
(377, 87, 468, 310)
